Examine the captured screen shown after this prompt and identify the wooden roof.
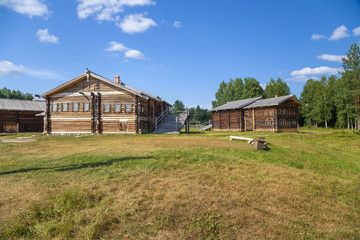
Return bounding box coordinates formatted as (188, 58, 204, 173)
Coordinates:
(40, 69, 171, 106)
(244, 95, 304, 108)
(211, 97, 261, 111)
(212, 95, 304, 112)
(0, 98, 45, 112)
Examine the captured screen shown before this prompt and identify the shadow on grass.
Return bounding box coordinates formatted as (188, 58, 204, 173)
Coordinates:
(0, 156, 152, 175)
(179, 131, 205, 135)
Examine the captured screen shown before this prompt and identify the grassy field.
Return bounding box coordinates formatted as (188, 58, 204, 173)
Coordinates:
(0, 128, 359, 239)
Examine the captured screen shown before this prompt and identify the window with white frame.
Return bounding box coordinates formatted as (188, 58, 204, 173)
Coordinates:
(104, 104, 111, 113)
(52, 103, 58, 112)
(83, 103, 90, 112)
(125, 104, 132, 113)
(62, 103, 68, 112)
(114, 104, 121, 113)
(73, 103, 79, 112)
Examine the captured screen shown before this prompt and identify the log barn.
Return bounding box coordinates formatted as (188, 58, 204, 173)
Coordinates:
(0, 98, 45, 133)
(211, 95, 304, 132)
(40, 69, 171, 135)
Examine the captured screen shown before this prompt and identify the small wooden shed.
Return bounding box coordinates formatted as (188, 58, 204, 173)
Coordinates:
(211, 95, 304, 132)
(0, 98, 45, 133)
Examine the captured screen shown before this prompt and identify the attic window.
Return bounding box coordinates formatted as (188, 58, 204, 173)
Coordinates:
(88, 82, 95, 91)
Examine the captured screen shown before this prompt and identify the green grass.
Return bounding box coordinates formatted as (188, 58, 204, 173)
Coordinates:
(0, 129, 359, 239)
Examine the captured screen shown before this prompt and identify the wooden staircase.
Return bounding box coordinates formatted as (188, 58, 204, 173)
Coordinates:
(152, 109, 190, 134)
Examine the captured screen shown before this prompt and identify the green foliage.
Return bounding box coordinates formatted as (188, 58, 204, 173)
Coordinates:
(341, 42, 360, 99)
(299, 43, 360, 129)
(0, 87, 33, 100)
(171, 100, 185, 114)
(188, 105, 211, 123)
(242, 77, 264, 99)
(212, 77, 263, 108)
(263, 77, 290, 98)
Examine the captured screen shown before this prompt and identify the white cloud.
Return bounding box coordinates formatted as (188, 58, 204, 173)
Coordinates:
(286, 75, 314, 82)
(105, 41, 145, 60)
(0, 60, 26, 76)
(291, 66, 341, 77)
(173, 20, 182, 28)
(353, 26, 360, 36)
(125, 49, 145, 59)
(0, 0, 50, 17)
(105, 41, 128, 51)
(329, 25, 349, 40)
(317, 54, 346, 63)
(77, 0, 155, 21)
(36, 29, 59, 43)
(311, 34, 327, 41)
(117, 13, 156, 34)
(0, 60, 61, 79)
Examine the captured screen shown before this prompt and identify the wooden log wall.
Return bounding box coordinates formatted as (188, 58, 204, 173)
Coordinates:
(48, 77, 137, 134)
(244, 109, 253, 131)
(212, 110, 244, 131)
(47, 76, 169, 134)
(0, 110, 44, 133)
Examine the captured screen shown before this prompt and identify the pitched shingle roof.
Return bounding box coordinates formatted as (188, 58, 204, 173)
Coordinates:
(40, 69, 171, 106)
(0, 98, 46, 112)
(211, 97, 261, 111)
(244, 94, 303, 108)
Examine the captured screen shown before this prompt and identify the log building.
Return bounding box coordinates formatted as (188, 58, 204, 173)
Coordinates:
(211, 95, 304, 132)
(0, 98, 45, 133)
(40, 69, 171, 135)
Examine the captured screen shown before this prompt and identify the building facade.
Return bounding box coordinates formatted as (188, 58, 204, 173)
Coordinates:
(0, 99, 45, 133)
(211, 95, 304, 132)
(41, 69, 171, 135)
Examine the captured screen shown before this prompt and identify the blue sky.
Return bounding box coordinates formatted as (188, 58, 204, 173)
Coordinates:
(0, 0, 359, 109)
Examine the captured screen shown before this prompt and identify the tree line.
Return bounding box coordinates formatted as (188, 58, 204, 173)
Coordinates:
(172, 42, 359, 130)
(212, 77, 290, 108)
(300, 43, 359, 129)
(0, 87, 33, 100)
(171, 100, 211, 123)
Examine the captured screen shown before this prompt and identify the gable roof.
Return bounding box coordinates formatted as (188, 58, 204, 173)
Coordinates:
(0, 98, 46, 112)
(40, 69, 171, 106)
(244, 94, 304, 108)
(211, 97, 261, 111)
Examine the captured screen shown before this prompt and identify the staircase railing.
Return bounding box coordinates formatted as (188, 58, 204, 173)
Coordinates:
(155, 107, 169, 131)
(176, 108, 189, 131)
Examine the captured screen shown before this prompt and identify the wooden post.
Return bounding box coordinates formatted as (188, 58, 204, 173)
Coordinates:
(296, 108, 299, 132)
(91, 93, 96, 134)
(244, 110, 247, 131)
(96, 92, 101, 134)
(135, 96, 139, 134)
(252, 108, 255, 131)
(152, 101, 155, 130)
(148, 99, 150, 133)
(44, 97, 50, 134)
(274, 107, 278, 132)
(228, 111, 230, 130)
(219, 111, 222, 130)
(15, 111, 19, 133)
